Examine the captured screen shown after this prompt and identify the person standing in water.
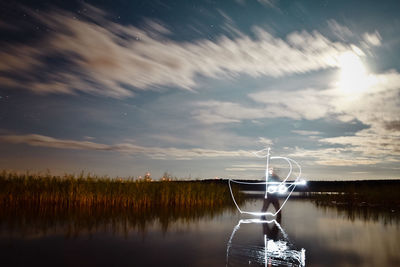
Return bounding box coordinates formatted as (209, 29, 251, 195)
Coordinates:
(262, 168, 281, 214)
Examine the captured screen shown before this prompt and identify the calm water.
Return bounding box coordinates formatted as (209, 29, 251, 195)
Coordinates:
(1, 199, 399, 267)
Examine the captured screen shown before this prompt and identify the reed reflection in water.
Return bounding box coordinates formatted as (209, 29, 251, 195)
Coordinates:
(0, 194, 400, 266)
(0, 202, 238, 238)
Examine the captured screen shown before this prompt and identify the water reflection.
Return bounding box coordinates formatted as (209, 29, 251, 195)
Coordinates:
(1, 198, 398, 239)
(226, 218, 306, 267)
(315, 202, 400, 225)
(0, 199, 399, 266)
(0, 202, 237, 238)
(227, 198, 306, 266)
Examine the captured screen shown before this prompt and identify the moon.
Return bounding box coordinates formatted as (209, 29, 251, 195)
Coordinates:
(338, 51, 370, 94)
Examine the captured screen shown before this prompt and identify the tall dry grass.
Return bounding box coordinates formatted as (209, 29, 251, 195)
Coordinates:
(0, 170, 241, 210)
(0, 171, 243, 235)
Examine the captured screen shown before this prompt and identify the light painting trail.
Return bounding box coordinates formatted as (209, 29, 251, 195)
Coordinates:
(228, 147, 307, 217)
(226, 219, 306, 267)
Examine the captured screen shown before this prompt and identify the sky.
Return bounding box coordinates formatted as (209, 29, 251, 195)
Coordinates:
(0, 0, 399, 180)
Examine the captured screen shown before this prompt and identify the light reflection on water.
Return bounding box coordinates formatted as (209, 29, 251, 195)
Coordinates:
(226, 218, 305, 266)
(227, 196, 306, 266)
(0, 199, 399, 266)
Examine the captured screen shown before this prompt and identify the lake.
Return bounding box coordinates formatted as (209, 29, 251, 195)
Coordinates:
(0, 198, 399, 266)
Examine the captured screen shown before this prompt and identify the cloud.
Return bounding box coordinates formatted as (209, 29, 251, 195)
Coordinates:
(0, 134, 112, 151)
(258, 137, 274, 146)
(287, 119, 400, 166)
(292, 130, 322, 136)
(196, 70, 400, 129)
(193, 88, 334, 124)
(191, 66, 400, 163)
(362, 31, 382, 47)
(257, 0, 277, 8)
(150, 127, 256, 150)
(290, 72, 400, 160)
(0, 4, 353, 98)
(192, 101, 267, 124)
(327, 20, 353, 41)
(384, 120, 400, 131)
(0, 133, 254, 160)
(288, 147, 382, 166)
(315, 158, 381, 166)
(225, 167, 247, 171)
(327, 20, 382, 49)
(226, 163, 266, 172)
(320, 128, 400, 157)
(248, 88, 334, 120)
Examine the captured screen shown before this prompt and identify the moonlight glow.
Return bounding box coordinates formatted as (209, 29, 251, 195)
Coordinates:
(338, 51, 370, 94)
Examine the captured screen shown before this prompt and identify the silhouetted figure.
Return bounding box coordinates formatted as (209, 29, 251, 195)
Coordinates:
(261, 169, 282, 242)
(261, 197, 282, 241)
(261, 169, 282, 215)
(262, 194, 280, 213)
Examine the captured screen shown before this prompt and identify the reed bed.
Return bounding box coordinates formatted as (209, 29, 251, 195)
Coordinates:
(0, 171, 241, 210)
(0, 171, 243, 236)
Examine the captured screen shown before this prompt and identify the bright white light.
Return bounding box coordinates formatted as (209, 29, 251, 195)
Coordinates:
(298, 179, 307, 186)
(267, 186, 278, 193)
(278, 184, 288, 194)
(267, 184, 288, 195)
(338, 51, 370, 94)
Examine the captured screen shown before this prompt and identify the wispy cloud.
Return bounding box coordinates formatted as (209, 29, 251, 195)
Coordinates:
(0, 4, 353, 98)
(320, 128, 400, 157)
(235, 0, 278, 8)
(225, 167, 248, 171)
(192, 101, 267, 124)
(288, 147, 382, 166)
(315, 158, 381, 166)
(258, 137, 274, 146)
(292, 130, 322, 136)
(150, 128, 256, 150)
(0, 133, 254, 160)
(362, 31, 382, 47)
(192, 67, 400, 161)
(225, 163, 266, 172)
(327, 19, 382, 49)
(327, 20, 353, 41)
(256, 0, 278, 8)
(193, 88, 334, 124)
(193, 69, 400, 129)
(248, 88, 333, 120)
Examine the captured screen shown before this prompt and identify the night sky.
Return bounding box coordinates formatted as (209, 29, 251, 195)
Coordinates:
(1, 0, 399, 180)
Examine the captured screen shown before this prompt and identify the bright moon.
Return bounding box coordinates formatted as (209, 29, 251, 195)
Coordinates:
(338, 51, 371, 94)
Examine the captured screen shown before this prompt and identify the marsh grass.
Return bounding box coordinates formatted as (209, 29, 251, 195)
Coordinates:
(0, 171, 240, 208)
(0, 171, 243, 236)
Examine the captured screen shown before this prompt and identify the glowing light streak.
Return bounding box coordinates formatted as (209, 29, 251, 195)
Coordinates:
(226, 219, 305, 267)
(228, 147, 307, 217)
